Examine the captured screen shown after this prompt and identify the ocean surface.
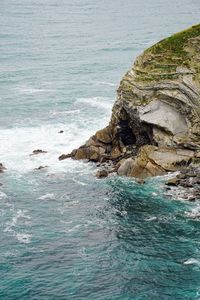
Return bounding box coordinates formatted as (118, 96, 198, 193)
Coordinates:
(1, 1, 200, 299)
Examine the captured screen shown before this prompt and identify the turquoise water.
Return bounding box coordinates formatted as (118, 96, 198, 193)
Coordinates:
(1, 1, 200, 299)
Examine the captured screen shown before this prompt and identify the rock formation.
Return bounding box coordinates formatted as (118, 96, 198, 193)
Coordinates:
(0, 163, 6, 173)
(59, 24, 200, 179)
(30, 149, 48, 156)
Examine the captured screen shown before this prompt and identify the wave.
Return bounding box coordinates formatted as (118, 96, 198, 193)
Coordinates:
(0, 123, 96, 174)
(4, 209, 31, 233)
(76, 97, 114, 111)
(16, 233, 32, 244)
(185, 205, 200, 219)
(0, 191, 8, 199)
(38, 193, 55, 200)
(13, 85, 54, 95)
(92, 81, 116, 87)
(183, 258, 200, 266)
(72, 177, 88, 186)
(50, 109, 81, 116)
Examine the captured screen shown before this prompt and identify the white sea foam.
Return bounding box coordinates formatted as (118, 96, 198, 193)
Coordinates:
(16, 233, 32, 244)
(76, 97, 114, 111)
(0, 123, 96, 174)
(145, 216, 157, 221)
(4, 209, 23, 232)
(66, 224, 81, 233)
(93, 81, 116, 87)
(185, 205, 200, 219)
(0, 191, 8, 199)
(72, 177, 88, 186)
(50, 109, 81, 116)
(183, 258, 200, 266)
(14, 85, 54, 95)
(4, 209, 31, 233)
(38, 193, 55, 200)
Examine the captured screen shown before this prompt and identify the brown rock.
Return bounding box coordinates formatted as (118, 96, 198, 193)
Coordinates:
(30, 149, 47, 156)
(117, 158, 134, 176)
(188, 196, 196, 202)
(136, 179, 145, 184)
(180, 182, 194, 188)
(110, 146, 122, 160)
(90, 151, 99, 162)
(96, 127, 113, 144)
(96, 169, 108, 178)
(0, 163, 6, 173)
(165, 177, 180, 186)
(59, 153, 71, 160)
(74, 148, 88, 160)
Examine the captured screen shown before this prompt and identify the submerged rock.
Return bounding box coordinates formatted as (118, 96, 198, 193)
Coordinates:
(59, 24, 200, 179)
(0, 163, 6, 173)
(30, 149, 47, 156)
(165, 166, 200, 201)
(95, 169, 109, 179)
(34, 165, 48, 170)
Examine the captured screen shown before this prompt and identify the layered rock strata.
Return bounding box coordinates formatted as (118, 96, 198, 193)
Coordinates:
(59, 24, 200, 179)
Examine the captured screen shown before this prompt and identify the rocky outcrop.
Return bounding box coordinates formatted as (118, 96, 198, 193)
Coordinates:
(30, 149, 48, 156)
(0, 163, 6, 173)
(117, 145, 194, 178)
(60, 24, 200, 179)
(165, 166, 200, 201)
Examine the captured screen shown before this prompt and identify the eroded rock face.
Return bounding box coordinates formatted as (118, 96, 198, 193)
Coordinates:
(60, 24, 200, 179)
(117, 145, 194, 179)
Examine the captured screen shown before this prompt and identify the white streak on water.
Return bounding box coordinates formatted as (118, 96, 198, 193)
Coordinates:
(16, 233, 32, 244)
(72, 177, 88, 186)
(4, 209, 32, 244)
(50, 109, 81, 116)
(76, 97, 113, 111)
(183, 258, 200, 266)
(14, 86, 55, 95)
(38, 193, 55, 200)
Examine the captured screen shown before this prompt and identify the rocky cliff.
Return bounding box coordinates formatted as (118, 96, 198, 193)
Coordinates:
(59, 24, 200, 179)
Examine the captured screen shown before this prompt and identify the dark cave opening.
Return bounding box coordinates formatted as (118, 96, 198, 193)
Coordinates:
(117, 120, 136, 146)
(117, 118, 157, 148)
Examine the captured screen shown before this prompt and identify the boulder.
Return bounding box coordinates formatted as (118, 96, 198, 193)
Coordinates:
(59, 153, 72, 160)
(165, 178, 180, 186)
(96, 169, 109, 178)
(30, 149, 47, 156)
(0, 163, 6, 173)
(96, 127, 113, 144)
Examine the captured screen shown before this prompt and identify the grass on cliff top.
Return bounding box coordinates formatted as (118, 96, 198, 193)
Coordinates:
(147, 24, 200, 57)
(133, 24, 200, 82)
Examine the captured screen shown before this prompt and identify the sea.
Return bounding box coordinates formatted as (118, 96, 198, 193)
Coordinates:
(1, 1, 200, 299)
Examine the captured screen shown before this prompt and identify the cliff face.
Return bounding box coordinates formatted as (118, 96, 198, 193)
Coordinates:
(59, 24, 200, 179)
(115, 24, 200, 147)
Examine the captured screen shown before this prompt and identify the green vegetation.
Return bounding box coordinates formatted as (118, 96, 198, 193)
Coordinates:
(148, 24, 200, 57)
(134, 24, 200, 82)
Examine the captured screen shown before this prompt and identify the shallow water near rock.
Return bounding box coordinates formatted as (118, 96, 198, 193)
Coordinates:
(1, 1, 200, 299)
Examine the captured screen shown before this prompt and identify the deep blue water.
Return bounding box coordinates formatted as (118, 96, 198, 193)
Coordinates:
(1, 1, 200, 299)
